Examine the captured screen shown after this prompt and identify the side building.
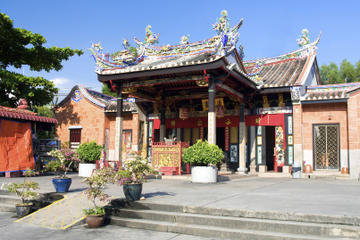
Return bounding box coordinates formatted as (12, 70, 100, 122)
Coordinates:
(55, 85, 146, 161)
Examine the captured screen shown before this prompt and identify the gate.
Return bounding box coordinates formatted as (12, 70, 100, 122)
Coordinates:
(313, 124, 339, 170)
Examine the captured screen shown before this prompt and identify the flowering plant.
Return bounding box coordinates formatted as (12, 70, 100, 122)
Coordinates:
(45, 148, 80, 178)
(7, 169, 39, 205)
(115, 154, 157, 184)
(82, 167, 115, 216)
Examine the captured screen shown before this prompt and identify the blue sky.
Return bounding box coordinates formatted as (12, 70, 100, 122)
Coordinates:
(2, 0, 360, 96)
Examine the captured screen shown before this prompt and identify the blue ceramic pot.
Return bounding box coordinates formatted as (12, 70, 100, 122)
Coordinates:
(123, 183, 142, 201)
(52, 178, 72, 193)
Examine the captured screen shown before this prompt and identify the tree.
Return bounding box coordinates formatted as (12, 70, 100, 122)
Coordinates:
(0, 13, 83, 108)
(320, 62, 342, 84)
(34, 105, 55, 118)
(101, 84, 117, 97)
(320, 59, 360, 84)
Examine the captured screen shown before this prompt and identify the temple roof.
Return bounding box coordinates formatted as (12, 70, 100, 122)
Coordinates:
(301, 83, 360, 101)
(244, 45, 318, 88)
(92, 11, 245, 78)
(92, 12, 322, 93)
(56, 85, 137, 112)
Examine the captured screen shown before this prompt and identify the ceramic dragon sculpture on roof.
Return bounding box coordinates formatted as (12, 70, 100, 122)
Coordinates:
(90, 10, 243, 72)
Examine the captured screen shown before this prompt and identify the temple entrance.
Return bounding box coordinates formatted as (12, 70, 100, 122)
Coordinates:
(265, 126, 275, 171)
(216, 127, 225, 150)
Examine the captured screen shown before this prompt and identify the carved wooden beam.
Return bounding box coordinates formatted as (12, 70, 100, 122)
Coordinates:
(216, 82, 243, 100)
(122, 75, 205, 88)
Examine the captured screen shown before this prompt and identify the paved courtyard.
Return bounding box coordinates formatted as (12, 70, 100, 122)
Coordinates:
(1, 174, 360, 239)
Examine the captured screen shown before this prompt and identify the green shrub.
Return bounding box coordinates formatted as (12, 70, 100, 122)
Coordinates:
(182, 140, 224, 166)
(77, 141, 103, 164)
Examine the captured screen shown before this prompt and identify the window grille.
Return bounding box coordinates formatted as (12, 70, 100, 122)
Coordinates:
(313, 124, 339, 170)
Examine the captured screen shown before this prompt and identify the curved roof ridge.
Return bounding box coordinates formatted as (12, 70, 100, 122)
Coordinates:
(57, 85, 111, 109)
(77, 85, 106, 108)
(244, 47, 314, 64)
(308, 82, 360, 89)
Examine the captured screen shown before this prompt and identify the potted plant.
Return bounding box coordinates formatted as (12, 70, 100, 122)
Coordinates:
(83, 167, 115, 228)
(115, 153, 156, 201)
(45, 148, 80, 192)
(7, 169, 39, 217)
(182, 140, 224, 183)
(77, 141, 103, 177)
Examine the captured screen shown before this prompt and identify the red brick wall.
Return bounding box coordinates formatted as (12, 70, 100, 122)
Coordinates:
(347, 91, 360, 150)
(302, 102, 348, 150)
(107, 113, 139, 151)
(55, 97, 105, 146)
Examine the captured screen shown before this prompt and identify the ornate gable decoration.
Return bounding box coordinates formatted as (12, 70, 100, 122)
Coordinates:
(90, 10, 243, 72)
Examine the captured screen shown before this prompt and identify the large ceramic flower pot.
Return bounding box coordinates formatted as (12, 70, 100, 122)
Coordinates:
(86, 214, 104, 228)
(191, 166, 218, 183)
(52, 178, 72, 193)
(79, 163, 96, 177)
(15, 203, 33, 218)
(123, 183, 142, 201)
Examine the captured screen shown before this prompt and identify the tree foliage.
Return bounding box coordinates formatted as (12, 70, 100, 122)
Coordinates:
(101, 84, 117, 97)
(320, 59, 360, 84)
(0, 13, 83, 107)
(34, 105, 55, 118)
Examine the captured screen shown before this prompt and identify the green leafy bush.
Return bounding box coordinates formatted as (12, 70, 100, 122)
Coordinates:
(77, 141, 103, 164)
(182, 140, 224, 166)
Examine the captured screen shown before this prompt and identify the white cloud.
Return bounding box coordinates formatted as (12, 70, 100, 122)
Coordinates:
(50, 77, 69, 87)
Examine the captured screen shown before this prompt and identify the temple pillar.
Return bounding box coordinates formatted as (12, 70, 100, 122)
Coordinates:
(293, 103, 304, 170)
(237, 104, 247, 174)
(159, 107, 166, 141)
(208, 76, 216, 145)
(114, 83, 123, 165)
(249, 126, 257, 174)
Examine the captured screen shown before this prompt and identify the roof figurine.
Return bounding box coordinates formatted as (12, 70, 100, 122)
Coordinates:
(144, 25, 159, 45)
(297, 29, 310, 47)
(90, 10, 244, 73)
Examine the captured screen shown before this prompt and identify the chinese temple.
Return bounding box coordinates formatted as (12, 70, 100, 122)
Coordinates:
(91, 11, 360, 178)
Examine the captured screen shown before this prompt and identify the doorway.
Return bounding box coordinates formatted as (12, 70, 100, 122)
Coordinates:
(216, 127, 225, 150)
(265, 126, 275, 171)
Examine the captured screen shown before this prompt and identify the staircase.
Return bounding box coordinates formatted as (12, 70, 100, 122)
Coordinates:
(107, 202, 360, 240)
(0, 190, 20, 212)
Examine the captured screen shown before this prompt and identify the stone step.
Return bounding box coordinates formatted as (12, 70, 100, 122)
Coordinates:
(110, 216, 337, 240)
(113, 208, 360, 238)
(117, 201, 360, 226)
(0, 203, 15, 212)
(0, 194, 21, 205)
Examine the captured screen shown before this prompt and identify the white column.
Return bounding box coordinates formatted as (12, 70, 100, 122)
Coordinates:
(249, 126, 257, 174)
(208, 112, 216, 145)
(237, 122, 247, 174)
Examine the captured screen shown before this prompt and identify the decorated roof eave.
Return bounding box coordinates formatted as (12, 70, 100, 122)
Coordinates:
(295, 50, 317, 86)
(221, 64, 258, 90)
(56, 85, 108, 109)
(97, 56, 227, 82)
(232, 48, 247, 73)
